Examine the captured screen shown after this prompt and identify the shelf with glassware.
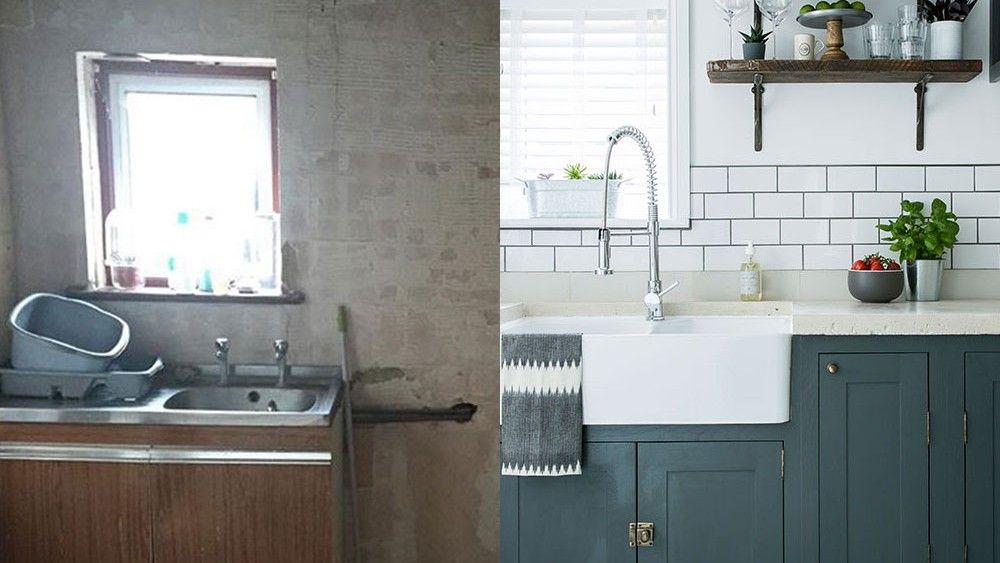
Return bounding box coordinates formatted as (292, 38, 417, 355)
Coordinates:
(709, 2, 983, 152)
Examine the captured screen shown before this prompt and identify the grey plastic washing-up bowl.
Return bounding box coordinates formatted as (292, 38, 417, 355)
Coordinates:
(9, 293, 130, 372)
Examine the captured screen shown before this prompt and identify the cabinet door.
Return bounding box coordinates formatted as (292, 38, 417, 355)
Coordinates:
(818, 353, 928, 563)
(637, 441, 783, 563)
(501, 442, 636, 563)
(152, 462, 334, 563)
(966, 353, 1000, 562)
(0, 459, 152, 563)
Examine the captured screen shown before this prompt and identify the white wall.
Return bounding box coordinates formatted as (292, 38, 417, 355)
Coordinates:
(691, 0, 1000, 165)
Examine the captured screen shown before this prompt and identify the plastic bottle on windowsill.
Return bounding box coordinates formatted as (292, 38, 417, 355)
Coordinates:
(167, 212, 197, 293)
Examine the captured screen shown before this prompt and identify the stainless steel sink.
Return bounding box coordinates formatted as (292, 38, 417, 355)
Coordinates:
(163, 387, 318, 413)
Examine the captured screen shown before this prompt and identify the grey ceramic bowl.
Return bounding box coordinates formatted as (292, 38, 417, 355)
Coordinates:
(847, 270, 904, 303)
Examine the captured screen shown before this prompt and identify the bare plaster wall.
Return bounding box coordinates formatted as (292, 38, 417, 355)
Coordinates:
(0, 88, 15, 361)
(0, 1, 500, 561)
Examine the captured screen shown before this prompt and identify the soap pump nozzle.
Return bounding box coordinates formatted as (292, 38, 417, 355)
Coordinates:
(743, 240, 755, 259)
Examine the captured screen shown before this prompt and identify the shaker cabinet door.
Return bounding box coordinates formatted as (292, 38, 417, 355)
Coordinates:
(818, 352, 928, 563)
(965, 353, 1000, 562)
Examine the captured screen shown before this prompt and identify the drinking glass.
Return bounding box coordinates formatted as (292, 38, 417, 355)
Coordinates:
(897, 4, 928, 59)
(755, 0, 794, 59)
(864, 23, 896, 59)
(714, 0, 752, 59)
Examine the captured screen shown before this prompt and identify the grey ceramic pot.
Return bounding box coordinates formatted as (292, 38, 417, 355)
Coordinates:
(848, 270, 904, 303)
(743, 42, 766, 59)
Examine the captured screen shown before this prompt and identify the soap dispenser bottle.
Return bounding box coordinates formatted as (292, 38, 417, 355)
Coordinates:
(739, 240, 762, 302)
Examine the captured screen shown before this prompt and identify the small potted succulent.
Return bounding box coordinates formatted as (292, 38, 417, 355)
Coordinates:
(878, 198, 960, 301)
(740, 23, 771, 60)
(921, 0, 977, 59)
(521, 164, 626, 219)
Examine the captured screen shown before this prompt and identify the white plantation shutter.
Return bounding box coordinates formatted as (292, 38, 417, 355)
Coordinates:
(501, 6, 673, 221)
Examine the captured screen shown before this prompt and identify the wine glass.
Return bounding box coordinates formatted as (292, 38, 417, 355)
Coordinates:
(714, 0, 752, 59)
(755, 0, 794, 59)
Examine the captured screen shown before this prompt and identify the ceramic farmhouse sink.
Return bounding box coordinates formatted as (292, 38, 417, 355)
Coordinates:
(501, 315, 792, 425)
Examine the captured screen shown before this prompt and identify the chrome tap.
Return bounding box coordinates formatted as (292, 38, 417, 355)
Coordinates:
(596, 125, 679, 321)
(214, 338, 231, 386)
(274, 339, 289, 387)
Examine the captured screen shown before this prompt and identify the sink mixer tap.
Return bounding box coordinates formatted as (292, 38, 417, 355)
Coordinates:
(595, 125, 679, 321)
(274, 339, 289, 387)
(214, 338, 230, 386)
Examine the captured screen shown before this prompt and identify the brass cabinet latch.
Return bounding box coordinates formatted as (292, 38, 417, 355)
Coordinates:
(629, 522, 654, 547)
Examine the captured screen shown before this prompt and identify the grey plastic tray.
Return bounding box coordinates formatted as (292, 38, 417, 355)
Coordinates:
(0, 352, 163, 400)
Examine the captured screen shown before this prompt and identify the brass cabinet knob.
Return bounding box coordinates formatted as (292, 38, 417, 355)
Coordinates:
(827, 363, 839, 374)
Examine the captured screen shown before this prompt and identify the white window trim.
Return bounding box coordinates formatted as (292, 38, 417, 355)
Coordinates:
(499, 0, 691, 229)
(105, 73, 274, 213)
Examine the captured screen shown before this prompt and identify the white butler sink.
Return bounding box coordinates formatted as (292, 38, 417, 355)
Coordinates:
(501, 315, 791, 425)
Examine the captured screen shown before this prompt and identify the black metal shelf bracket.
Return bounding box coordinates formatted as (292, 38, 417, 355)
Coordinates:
(752, 73, 765, 152)
(915, 73, 932, 151)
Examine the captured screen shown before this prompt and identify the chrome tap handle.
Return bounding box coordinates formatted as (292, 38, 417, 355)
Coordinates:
(214, 338, 230, 360)
(273, 339, 288, 361)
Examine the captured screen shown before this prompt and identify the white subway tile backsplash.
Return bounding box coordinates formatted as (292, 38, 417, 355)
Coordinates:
(729, 167, 776, 192)
(952, 245, 1000, 269)
(780, 219, 829, 244)
(954, 192, 1000, 217)
(804, 193, 852, 218)
(691, 167, 728, 193)
(705, 193, 754, 218)
(876, 166, 924, 191)
(975, 166, 1000, 191)
(927, 166, 974, 192)
(804, 245, 852, 270)
(828, 166, 876, 192)
(505, 247, 554, 272)
(659, 246, 704, 271)
(532, 230, 581, 246)
(755, 193, 803, 218)
(756, 245, 803, 270)
(681, 220, 730, 246)
(732, 219, 780, 245)
(704, 246, 747, 271)
(830, 219, 880, 243)
(500, 230, 531, 245)
(978, 219, 1000, 243)
(501, 165, 1000, 273)
(690, 194, 705, 219)
(778, 167, 826, 192)
(555, 247, 596, 272)
(854, 192, 902, 217)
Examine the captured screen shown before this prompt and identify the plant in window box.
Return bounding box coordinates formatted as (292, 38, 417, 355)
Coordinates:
(739, 23, 772, 60)
(521, 164, 628, 219)
(877, 198, 960, 302)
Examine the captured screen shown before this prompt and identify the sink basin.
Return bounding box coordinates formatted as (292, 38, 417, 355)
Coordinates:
(163, 387, 318, 413)
(501, 315, 792, 425)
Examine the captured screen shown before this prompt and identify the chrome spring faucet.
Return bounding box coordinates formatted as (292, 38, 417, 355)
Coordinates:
(274, 339, 289, 386)
(214, 338, 231, 385)
(596, 125, 679, 321)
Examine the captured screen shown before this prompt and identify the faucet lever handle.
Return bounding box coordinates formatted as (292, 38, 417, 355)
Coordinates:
(214, 337, 230, 355)
(659, 281, 680, 297)
(274, 339, 288, 359)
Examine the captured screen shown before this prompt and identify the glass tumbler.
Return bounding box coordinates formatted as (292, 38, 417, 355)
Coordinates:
(897, 5, 928, 59)
(863, 24, 895, 59)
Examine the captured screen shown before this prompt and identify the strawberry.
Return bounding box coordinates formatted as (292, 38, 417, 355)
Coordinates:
(869, 259, 884, 270)
(888, 261, 901, 270)
(851, 259, 868, 270)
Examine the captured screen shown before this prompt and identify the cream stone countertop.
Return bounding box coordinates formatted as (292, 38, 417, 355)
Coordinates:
(500, 300, 1000, 336)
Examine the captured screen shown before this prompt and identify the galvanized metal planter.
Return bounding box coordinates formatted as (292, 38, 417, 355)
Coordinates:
(904, 259, 944, 301)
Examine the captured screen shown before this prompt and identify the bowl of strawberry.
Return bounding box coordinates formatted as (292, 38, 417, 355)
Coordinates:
(847, 254, 904, 303)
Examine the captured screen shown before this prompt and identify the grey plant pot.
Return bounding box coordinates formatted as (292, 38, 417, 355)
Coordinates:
(743, 42, 766, 59)
(904, 259, 944, 302)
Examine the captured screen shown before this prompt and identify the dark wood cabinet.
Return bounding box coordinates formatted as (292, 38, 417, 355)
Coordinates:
(817, 352, 929, 562)
(0, 459, 152, 563)
(152, 463, 334, 563)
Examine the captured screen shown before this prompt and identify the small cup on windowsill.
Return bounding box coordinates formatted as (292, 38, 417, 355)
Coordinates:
(107, 263, 145, 290)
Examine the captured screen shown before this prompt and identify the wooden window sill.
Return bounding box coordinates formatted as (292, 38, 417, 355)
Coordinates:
(65, 286, 305, 305)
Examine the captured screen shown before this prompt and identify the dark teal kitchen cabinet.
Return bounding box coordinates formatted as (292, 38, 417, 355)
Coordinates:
(502, 440, 784, 563)
(818, 352, 929, 562)
(966, 353, 1000, 562)
(637, 441, 783, 563)
(501, 442, 636, 563)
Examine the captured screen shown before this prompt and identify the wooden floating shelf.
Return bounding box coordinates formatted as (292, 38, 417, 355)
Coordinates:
(707, 59, 982, 84)
(705, 59, 983, 151)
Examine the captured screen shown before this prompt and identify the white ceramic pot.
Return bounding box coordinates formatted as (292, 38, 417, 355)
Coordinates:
(929, 20, 963, 60)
